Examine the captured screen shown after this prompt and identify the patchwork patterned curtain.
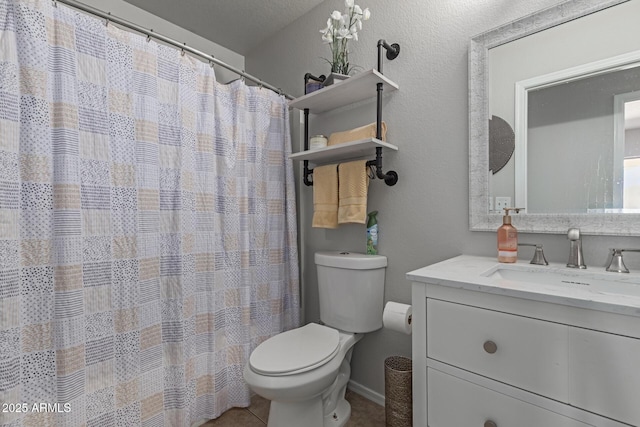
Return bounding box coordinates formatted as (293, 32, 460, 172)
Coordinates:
(0, 0, 299, 425)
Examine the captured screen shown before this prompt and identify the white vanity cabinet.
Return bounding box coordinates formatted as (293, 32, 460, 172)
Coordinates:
(407, 255, 640, 427)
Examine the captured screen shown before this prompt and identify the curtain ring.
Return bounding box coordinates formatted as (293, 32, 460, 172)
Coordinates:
(104, 12, 110, 26)
(146, 34, 151, 43)
(259, 82, 263, 90)
(241, 71, 246, 83)
(181, 43, 186, 56)
(52, 0, 57, 8)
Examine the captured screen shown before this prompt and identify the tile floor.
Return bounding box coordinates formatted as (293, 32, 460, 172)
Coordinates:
(202, 389, 385, 427)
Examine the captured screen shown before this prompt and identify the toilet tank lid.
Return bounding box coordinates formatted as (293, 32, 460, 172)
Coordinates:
(315, 251, 387, 269)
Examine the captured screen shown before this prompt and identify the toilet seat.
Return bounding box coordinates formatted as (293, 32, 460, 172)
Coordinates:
(249, 323, 340, 376)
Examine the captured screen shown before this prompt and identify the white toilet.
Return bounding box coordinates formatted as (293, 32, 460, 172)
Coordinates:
(243, 251, 386, 427)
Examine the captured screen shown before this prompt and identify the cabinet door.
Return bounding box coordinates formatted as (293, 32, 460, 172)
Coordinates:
(427, 298, 569, 401)
(570, 327, 640, 426)
(428, 368, 592, 427)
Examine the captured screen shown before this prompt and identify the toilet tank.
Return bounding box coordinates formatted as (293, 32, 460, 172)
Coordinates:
(315, 251, 387, 333)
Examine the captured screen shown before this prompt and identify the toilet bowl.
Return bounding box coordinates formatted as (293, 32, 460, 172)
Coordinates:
(243, 251, 387, 427)
(243, 323, 362, 427)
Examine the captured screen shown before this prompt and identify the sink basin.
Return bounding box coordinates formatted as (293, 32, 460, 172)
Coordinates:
(481, 264, 640, 298)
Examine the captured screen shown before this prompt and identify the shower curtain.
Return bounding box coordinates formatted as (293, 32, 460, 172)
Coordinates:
(0, 0, 299, 425)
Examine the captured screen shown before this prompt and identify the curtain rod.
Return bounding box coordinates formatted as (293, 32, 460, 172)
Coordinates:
(53, 0, 294, 100)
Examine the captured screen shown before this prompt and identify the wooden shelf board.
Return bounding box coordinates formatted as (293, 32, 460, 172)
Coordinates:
(289, 69, 399, 113)
(289, 138, 398, 166)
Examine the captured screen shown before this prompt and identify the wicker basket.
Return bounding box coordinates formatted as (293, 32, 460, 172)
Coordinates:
(384, 356, 412, 427)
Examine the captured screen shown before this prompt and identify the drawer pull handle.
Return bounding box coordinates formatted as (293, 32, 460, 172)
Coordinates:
(483, 340, 497, 354)
(484, 421, 497, 427)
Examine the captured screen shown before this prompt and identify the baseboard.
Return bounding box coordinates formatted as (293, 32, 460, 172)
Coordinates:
(347, 379, 385, 407)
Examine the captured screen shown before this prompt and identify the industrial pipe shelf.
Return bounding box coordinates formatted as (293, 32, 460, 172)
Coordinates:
(290, 40, 401, 186)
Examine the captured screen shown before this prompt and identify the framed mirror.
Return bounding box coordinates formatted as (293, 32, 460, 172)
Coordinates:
(469, 0, 640, 235)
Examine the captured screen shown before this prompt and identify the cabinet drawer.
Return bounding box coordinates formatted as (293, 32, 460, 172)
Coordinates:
(570, 327, 640, 425)
(428, 368, 591, 427)
(427, 298, 569, 401)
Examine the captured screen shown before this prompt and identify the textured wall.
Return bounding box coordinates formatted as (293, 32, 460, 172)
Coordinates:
(246, 0, 640, 396)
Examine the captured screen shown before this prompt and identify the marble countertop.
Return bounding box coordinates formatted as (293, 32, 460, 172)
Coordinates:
(407, 255, 640, 318)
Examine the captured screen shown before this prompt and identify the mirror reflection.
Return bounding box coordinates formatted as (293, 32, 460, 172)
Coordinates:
(520, 58, 640, 214)
(487, 0, 640, 215)
(623, 97, 640, 209)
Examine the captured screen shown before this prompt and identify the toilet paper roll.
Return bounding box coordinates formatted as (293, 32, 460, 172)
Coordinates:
(383, 301, 412, 335)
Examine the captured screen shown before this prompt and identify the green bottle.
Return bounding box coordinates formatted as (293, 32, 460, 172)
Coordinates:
(366, 211, 378, 255)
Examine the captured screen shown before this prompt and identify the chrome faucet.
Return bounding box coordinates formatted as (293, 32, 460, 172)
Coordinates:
(566, 228, 586, 269)
(606, 249, 640, 273)
(518, 243, 548, 265)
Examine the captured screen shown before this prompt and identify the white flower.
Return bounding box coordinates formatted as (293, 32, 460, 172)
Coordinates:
(319, 18, 332, 34)
(320, 3, 370, 75)
(336, 27, 353, 39)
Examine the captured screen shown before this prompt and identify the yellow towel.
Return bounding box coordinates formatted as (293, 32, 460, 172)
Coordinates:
(312, 122, 384, 227)
(312, 164, 339, 228)
(328, 121, 387, 146)
(338, 160, 369, 224)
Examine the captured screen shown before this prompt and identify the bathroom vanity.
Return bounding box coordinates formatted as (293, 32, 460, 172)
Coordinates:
(407, 255, 640, 427)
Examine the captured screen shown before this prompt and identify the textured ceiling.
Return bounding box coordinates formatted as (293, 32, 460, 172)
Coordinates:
(123, 0, 326, 55)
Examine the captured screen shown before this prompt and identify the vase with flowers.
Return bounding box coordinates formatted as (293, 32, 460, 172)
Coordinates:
(319, 0, 370, 85)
